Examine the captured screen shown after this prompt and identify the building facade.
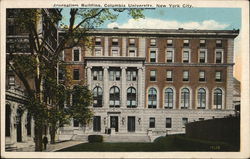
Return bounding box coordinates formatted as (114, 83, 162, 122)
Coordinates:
(5, 9, 61, 149)
(58, 28, 239, 139)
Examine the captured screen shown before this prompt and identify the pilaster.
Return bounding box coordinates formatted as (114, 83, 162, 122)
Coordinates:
(121, 67, 127, 108)
(103, 66, 109, 108)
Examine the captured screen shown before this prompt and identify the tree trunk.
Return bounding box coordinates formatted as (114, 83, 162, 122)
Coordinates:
(50, 124, 56, 144)
(34, 122, 43, 151)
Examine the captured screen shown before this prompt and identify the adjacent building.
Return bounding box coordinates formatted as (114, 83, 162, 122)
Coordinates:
(58, 28, 239, 139)
(5, 9, 61, 149)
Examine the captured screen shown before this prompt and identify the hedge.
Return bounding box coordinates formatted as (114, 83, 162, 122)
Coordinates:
(88, 135, 103, 143)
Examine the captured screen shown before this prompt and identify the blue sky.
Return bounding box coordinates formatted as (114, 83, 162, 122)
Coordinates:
(61, 8, 241, 30)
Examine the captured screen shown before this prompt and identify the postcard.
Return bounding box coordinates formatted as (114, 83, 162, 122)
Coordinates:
(1, 0, 249, 158)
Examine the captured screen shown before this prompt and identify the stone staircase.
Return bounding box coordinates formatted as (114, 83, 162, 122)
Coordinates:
(104, 135, 150, 143)
(72, 135, 88, 142)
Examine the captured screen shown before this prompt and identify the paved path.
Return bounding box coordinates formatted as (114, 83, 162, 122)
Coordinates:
(45, 141, 84, 152)
(8, 141, 84, 152)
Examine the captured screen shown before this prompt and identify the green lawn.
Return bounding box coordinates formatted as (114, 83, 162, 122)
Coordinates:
(57, 135, 239, 152)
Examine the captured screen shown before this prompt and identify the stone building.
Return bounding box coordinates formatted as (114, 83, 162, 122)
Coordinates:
(5, 9, 61, 150)
(58, 28, 239, 140)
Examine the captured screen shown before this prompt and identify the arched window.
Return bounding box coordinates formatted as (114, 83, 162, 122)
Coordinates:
(127, 87, 136, 108)
(93, 86, 103, 107)
(165, 88, 173, 109)
(16, 108, 23, 142)
(214, 88, 222, 109)
(148, 88, 157, 108)
(5, 104, 11, 137)
(181, 88, 190, 109)
(198, 88, 206, 109)
(26, 112, 31, 136)
(110, 86, 120, 108)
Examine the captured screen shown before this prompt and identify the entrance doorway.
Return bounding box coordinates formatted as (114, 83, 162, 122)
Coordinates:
(127, 116, 135, 132)
(16, 108, 22, 142)
(93, 116, 101, 132)
(110, 116, 118, 132)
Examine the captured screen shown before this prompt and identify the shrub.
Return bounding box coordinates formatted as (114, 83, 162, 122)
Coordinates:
(88, 135, 103, 143)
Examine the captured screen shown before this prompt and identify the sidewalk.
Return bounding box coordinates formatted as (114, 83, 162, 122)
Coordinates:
(7, 140, 84, 152)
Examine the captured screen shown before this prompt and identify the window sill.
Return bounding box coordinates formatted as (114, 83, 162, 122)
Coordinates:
(197, 107, 206, 109)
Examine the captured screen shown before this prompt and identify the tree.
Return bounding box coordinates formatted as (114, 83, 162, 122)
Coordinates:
(6, 8, 144, 151)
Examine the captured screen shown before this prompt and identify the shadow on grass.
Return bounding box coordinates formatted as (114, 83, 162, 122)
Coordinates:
(57, 135, 239, 152)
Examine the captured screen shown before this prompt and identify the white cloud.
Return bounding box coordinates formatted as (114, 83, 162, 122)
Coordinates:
(107, 18, 229, 30)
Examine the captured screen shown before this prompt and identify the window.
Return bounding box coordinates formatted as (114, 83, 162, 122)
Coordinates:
(129, 38, 135, 46)
(94, 48, 102, 56)
(59, 51, 64, 61)
(166, 50, 173, 62)
(150, 70, 157, 81)
(58, 68, 65, 80)
(215, 71, 222, 82)
(109, 69, 120, 81)
(93, 70, 103, 81)
(109, 86, 120, 107)
(198, 88, 206, 109)
(127, 87, 136, 108)
(215, 51, 222, 63)
(166, 70, 173, 81)
(183, 40, 189, 47)
(167, 39, 173, 47)
(73, 118, 79, 127)
(112, 38, 119, 46)
(165, 88, 173, 108)
(183, 71, 189, 81)
(112, 48, 119, 56)
(149, 117, 155, 128)
(128, 49, 136, 57)
(148, 88, 157, 108)
(216, 40, 222, 47)
(93, 116, 101, 132)
(181, 88, 190, 108)
(8, 75, 15, 85)
(127, 70, 137, 81)
(150, 50, 156, 62)
(150, 39, 156, 46)
(73, 69, 80, 80)
(199, 50, 206, 63)
(199, 71, 205, 81)
(214, 88, 222, 109)
(182, 50, 190, 63)
(93, 86, 103, 107)
(73, 49, 80, 61)
(200, 40, 206, 47)
(166, 118, 172, 128)
(95, 38, 101, 46)
(182, 118, 188, 127)
(5, 105, 11, 137)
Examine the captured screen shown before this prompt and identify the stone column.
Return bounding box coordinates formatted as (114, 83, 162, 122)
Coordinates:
(121, 67, 127, 108)
(86, 66, 92, 89)
(21, 111, 27, 142)
(137, 67, 143, 108)
(103, 66, 109, 108)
